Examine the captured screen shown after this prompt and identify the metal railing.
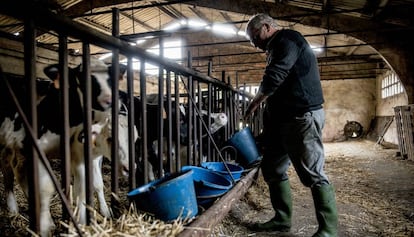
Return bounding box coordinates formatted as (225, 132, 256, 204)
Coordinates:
(0, 1, 263, 236)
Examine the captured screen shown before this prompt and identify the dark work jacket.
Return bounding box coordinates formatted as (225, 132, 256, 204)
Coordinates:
(259, 29, 324, 121)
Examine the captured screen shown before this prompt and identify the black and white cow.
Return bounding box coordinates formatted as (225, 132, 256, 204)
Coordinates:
(127, 94, 228, 185)
(0, 59, 128, 236)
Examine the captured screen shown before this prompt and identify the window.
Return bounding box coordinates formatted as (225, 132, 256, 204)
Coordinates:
(120, 39, 182, 75)
(381, 72, 404, 98)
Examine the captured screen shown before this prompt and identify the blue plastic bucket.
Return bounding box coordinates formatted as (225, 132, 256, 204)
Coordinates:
(127, 169, 198, 221)
(181, 166, 233, 198)
(201, 162, 244, 182)
(227, 127, 260, 166)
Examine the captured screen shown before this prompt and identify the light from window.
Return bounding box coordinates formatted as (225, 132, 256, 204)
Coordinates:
(120, 40, 182, 75)
(381, 72, 404, 98)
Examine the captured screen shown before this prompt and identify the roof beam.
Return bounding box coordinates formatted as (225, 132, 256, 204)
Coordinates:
(119, 11, 156, 31)
(151, 1, 181, 19)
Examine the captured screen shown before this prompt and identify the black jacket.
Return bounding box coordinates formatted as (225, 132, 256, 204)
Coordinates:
(259, 29, 324, 119)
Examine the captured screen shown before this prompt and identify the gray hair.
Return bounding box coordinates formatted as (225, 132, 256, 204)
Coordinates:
(246, 13, 278, 33)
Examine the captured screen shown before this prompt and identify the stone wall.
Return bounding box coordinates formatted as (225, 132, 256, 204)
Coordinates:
(322, 79, 376, 142)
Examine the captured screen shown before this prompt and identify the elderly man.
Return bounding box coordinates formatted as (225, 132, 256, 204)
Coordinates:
(243, 13, 338, 237)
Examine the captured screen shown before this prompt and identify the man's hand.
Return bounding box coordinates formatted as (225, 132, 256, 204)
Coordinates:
(244, 102, 258, 121)
(243, 92, 268, 121)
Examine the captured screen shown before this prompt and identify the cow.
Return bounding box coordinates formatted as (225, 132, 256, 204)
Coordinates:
(131, 95, 229, 185)
(152, 109, 228, 170)
(0, 59, 128, 236)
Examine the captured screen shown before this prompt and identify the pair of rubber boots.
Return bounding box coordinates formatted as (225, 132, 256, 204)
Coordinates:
(250, 180, 338, 237)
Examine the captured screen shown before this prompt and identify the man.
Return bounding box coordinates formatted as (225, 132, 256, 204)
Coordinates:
(243, 13, 338, 237)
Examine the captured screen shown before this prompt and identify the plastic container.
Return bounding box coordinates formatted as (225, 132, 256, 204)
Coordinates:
(127, 169, 198, 221)
(201, 161, 244, 182)
(181, 166, 233, 198)
(227, 127, 260, 166)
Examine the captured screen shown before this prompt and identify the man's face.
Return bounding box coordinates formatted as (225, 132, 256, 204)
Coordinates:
(248, 24, 267, 51)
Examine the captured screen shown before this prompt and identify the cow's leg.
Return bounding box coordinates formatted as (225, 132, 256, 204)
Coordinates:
(37, 160, 56, 236)
(12, 152, 55, 237)
(93, 156, 111, 218)
(0, 118, 25, 213)
(0, 146, 18, 213)
(72, 162, 87, 224)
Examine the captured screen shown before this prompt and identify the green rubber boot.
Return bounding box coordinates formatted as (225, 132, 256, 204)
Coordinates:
(250, 179, 292, 232)
(311, 184, 338, 237)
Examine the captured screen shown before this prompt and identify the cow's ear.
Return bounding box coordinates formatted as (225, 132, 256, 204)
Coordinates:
(119, 64, 127, 76)
(108, 64, 128, 80)
(43, 64, 60, 80)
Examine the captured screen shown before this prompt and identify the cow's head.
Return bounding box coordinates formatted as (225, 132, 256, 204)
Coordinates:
(43, 59, 119, 112)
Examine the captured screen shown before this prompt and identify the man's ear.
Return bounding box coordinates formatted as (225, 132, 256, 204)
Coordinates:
(263, 23, 270, 32)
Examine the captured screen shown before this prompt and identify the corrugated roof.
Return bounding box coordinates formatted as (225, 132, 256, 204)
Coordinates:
(0, 0, 412, 82)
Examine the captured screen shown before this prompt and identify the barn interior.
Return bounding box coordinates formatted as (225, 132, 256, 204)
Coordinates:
(0, 0, 413, 236)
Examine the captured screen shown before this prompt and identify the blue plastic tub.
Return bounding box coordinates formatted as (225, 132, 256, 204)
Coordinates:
(127, 169, 198, 221)
(227, 127, 260, 166)
(181, 166, 233, 199)
(201, 162, 244, 182)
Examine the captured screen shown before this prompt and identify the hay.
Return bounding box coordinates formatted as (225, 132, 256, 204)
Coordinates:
(213, 140, 414, 236)
(60, 204, 187, 237)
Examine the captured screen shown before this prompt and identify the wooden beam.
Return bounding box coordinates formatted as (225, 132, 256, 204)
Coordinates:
(179, 167, 259, 237)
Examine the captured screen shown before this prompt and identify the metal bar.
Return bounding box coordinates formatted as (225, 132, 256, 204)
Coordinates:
(197, 81, 203, 164)
(81, 43, 93, 224)
(58, 34, 71, 223)
(166, 70, 173, 173)
(111, 7, 120, 213)
(0, 4, 231, 89)
(24, 17, 40, 235)
(174, 73, 181, 172)
(140, 60, 149, 184)
(157, 36, 165, 178)
(127, 57, 136, 190)
(186, 51, 193, 165)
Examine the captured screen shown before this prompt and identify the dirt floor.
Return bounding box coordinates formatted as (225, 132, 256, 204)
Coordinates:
(213, 139, 414, 237)
(1, 139, 414, 236)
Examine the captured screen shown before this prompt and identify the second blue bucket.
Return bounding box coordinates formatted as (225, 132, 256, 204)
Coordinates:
(127, 169, 198, 221)
(228, 127, 260, 166)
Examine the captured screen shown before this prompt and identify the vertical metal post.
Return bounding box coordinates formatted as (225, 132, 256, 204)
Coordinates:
(197, 81, 203, 164)
(207, 61, 213, 161)
(174, 73, 181, 171)
(186, 51, 193, 165)
(140, 60, 148, 184)
(58, 34, 71, 222)
(81, 44, 93, 224)
(111, 7, 120, 211)
(25, 17, 40, 236)
(127, 57, 136, 190)
(157, 36, 165, 178)
(166, 71, 173, 173)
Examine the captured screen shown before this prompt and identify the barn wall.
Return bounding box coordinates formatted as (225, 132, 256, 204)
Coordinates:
(373, 71, 408, 145)
(322, 79, 376, 142)
(0, 38, 64, 78)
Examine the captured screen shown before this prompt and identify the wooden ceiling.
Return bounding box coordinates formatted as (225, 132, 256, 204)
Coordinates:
(0, 0, 413, 86)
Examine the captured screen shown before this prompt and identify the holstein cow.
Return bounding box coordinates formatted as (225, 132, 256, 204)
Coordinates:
(0, 59, 127, 236)
(117, 94, 177, 184)
(136, 97, 229, 184)
(173, 107, 228, 165)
